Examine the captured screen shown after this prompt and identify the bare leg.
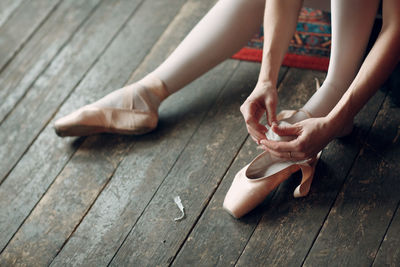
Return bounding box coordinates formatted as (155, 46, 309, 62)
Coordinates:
(54, 0, 266, 136)
(287, 0, 380, 133)
(152, 0, 266, 93)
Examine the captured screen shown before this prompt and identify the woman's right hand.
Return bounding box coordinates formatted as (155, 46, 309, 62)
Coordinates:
(240, 81, 278, 144)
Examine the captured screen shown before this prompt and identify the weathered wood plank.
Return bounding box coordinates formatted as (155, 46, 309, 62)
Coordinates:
(48, 1, 241, 266)
(50, 62, 239, 266)
(0, 0, 102, 124)
(0, 136, 131, 266)
(234, 71, 387, 266)
(108, 61, 258, 266)
(373, 205, 400, 266)
(303, 96, 400, 266)
(0, 0, 25, 28)
(0, 0, 61, 73)
(0, 0, 143, 185)
(371, 69, 400, 267)
(0, 0, 188, 258)
(170, 68, 320, 266)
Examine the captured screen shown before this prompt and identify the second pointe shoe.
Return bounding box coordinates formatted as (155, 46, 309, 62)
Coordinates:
(54, 76, 169, 137)
(223, 110, 321, 219)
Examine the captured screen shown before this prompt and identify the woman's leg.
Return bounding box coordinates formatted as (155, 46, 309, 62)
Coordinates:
(100, 0, 267, 109)
(55, 0, 266, 136)
(288, 0, 380, 128)
(151, 0, 265, 94)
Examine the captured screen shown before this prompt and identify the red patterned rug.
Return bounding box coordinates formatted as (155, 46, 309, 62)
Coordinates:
(232, 8, 331, 71)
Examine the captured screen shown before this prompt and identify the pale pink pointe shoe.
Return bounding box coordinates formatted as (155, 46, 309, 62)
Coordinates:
(223, 109, 321, 218)
(54, 75, 169, 137)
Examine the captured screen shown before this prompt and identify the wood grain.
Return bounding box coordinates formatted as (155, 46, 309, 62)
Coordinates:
(49, 2, 241, 266)
(0, 0, 143, 185)
(0, 0, 398, 264)
(0, 136, 130, 266)
(0, 0, 25, 28)
(50, 60, 239, 267)
(373, 205, 400, 266)
(0, 0, 143, 253)
(108, 61, 259, 266)
(235, 72, 387, 267)
(303, 96, 400, 266)
(0, 0, 187, 258)
(0, 0, 102, 124)
(171, 68, 321, 267)
(0, 0, 61, 73)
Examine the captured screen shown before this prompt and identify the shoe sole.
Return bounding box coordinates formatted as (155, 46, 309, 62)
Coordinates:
(54, 124, 154, 137)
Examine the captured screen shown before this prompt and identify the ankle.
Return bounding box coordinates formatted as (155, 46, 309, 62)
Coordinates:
(284, 109, 311, 124)
(139, 74, 170, 102)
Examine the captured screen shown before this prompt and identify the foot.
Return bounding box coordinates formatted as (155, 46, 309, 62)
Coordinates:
(54, 74, 169, 137)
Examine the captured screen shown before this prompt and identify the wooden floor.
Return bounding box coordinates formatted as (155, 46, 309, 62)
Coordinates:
(0, 0, 399, 266)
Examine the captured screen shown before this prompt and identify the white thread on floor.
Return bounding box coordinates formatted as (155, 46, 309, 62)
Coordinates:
(173, 196, 185, 221)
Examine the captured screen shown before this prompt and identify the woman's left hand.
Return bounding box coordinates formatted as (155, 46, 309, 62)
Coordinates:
(260, 117, 336, 160)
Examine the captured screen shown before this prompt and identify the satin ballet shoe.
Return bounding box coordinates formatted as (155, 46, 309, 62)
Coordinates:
(54, 104, 158, 136)
(223, 109, 320, 218)
(54, 77, 169, 137)
(223, 150, 320, 218)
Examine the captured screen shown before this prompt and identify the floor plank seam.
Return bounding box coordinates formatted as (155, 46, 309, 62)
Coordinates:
(127, 0, 193, 81)
(0, 138, 84, 255)
(0, 0, 105, 127)
(277, 67, 290, 86)
(46, 0, 149, 126)
(0, 0, 63, 77)
(1, 0, 195, 260)
(48, 155, 128, 265)
(0, 0, 150, 253)
(369, 198, 400, 266)
(299, 90, 390, 267)
(119, 0, 191, 96)
(0, 0, 147, 188)
(232, 67, 291, 267)
(107, 60, 242, 266)
(232, 188, 280, 267)
(0, 1, 25, 30)
(168, 130, 250, 267)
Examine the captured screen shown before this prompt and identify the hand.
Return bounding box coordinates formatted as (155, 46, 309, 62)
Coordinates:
(260, 117, 337, 160)
(240, 81, 278, 144)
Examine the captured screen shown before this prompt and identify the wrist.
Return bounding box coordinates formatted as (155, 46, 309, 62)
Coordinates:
(326, 111, 353, 138)
(256, 79, 275, 88)
(258, 55, 280, 85)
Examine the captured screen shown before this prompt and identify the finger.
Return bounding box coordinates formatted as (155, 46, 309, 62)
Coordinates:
(248, 126, 267, 143)
(240, 101, 264, 123)
(240, 103, 268, 137)
(256, 144, 268, 150)
(272, 124, 301, 136)
(251, 120, 268, 135)
(250, 135, 259, 144)
(260, 139, 300, 152)
(266, 99, 277, 126)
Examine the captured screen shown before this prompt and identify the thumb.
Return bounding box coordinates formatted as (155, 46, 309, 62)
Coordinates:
(272, 123, 301, 136)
